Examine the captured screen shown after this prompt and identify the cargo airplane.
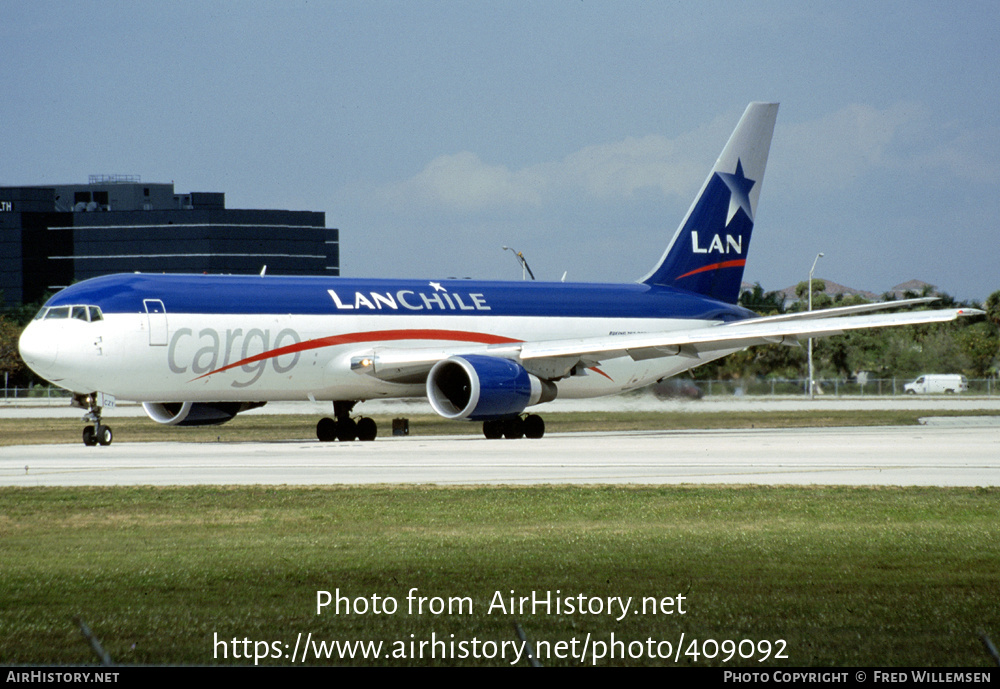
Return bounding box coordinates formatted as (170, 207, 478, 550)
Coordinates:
(18, 103, 981, 445)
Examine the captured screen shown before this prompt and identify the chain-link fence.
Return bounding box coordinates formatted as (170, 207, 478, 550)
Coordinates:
(0, 385, 75, 403)
(693, 378, 997, 397)
(2, 379, 997, 404)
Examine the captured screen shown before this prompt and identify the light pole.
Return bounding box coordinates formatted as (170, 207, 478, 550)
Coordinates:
(807, 252, 824, 399)
(502, 246, 536, 280)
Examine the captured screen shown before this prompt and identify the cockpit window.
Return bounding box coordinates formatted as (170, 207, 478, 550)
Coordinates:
(41, 305, 102, 322)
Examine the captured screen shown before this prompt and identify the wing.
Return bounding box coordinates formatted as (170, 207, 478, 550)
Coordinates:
(352, 304, 982, 384)
(742, 296, 939, 323)
(518, 307, 981, 375)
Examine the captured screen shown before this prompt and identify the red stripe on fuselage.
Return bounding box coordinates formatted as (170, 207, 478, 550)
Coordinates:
(192, 329, 523, 381)
(190, 327, 613, 383)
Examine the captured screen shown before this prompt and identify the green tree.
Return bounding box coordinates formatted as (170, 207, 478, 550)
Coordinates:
(692, 285, 999, 384)
(738, 282, 785, 315)
(816, 328, 884, 377)
(985, 290, 1000, 328)
(0, 315, 29, 387)
(975, 289, 1000, 376)
(956, 321, 999, 377)
(7, 292, 54, 326)
(788, 280, 832, 312)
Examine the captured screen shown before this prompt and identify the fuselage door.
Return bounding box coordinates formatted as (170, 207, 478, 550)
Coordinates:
(143, 299, 168, 346)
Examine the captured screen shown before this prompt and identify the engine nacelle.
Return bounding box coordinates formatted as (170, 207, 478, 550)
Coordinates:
(426, 355, 556, 421)
(142, 401, 265, 426)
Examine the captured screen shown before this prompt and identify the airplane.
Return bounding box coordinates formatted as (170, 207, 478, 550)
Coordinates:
(18, 102, 982, 446)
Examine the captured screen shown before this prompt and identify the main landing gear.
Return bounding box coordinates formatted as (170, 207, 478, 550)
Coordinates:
(482, 414, 545, 440)
(316, 400, 377, 442)
(75, 394, 113, 447)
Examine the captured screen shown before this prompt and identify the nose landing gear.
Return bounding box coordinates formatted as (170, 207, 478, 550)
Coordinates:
(82, 424, 113, 447)
(75, 393, 114, 446)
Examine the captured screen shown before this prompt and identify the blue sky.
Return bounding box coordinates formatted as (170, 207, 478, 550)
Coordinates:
(4, 1, 999, 300)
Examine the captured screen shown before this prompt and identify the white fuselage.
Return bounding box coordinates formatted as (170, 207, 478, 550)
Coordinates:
(20, 310, 730, 405)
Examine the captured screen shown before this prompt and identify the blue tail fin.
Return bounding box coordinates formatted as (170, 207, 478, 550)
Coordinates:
(641, 102, 778, 303)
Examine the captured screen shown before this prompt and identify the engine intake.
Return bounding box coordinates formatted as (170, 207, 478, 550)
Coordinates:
(142, 401, 265, 426)
(426, 355, 556, 421)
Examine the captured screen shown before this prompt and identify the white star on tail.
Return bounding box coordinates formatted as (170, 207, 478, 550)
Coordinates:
(717, 159, 756, 226)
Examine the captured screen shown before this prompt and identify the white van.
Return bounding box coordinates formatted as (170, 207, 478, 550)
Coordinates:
(904, 374, 968, 394)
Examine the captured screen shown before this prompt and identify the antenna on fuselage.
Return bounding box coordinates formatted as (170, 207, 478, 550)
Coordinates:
(260, 265, 267, 276)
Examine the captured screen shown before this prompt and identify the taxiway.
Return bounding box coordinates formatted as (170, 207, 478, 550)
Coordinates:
(2, 423, 998, 487)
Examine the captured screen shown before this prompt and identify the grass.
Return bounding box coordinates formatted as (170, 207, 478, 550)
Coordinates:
(2, 408, 1000, 445)
(1, 485, 998, 666)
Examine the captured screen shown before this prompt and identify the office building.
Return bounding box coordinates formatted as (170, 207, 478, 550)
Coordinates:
(0, 176, 339, 308)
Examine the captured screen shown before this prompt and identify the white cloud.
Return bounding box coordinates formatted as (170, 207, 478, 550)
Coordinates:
(379, 151, 544, 212)
(372, 112, 736, 215)
(775, 103, 922, 189)
(907, 127, 1000, 181)
(773, 102, 999, 190)
(559, 134, 702, 200)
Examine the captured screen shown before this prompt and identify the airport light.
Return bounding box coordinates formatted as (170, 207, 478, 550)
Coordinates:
(502, 246, 536, 280)
(807, 252, 824, 400)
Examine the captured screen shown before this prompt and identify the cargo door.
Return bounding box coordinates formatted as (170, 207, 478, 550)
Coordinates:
(144, 299, 168, 346)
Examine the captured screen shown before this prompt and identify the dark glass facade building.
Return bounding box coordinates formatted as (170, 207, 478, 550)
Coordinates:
(0, 177, 339, 308)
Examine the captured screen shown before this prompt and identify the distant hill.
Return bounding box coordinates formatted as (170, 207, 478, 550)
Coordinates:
(885, 280, 939, 300)
(776, 279, 879, 304)
(741, 279, 940, 304)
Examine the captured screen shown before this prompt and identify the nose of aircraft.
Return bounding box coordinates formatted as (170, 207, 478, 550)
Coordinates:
(18, 321, 59, 374)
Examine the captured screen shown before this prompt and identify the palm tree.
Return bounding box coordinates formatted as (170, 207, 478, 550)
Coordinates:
(986, 290, 1000, 328)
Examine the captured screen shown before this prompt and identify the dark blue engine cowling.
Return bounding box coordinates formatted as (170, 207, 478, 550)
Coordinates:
(426, 355, 556, 421)
(142, 401, 265, 426)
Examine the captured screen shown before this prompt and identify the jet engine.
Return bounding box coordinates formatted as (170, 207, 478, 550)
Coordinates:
(141, 401, 266, 426)
(426, 355, 556, 421)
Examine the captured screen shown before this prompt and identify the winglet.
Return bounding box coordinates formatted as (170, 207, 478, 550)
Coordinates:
(640, 102, 779, 304)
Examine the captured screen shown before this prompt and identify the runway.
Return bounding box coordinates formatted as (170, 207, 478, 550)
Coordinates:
(2, 423, 998, 487)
